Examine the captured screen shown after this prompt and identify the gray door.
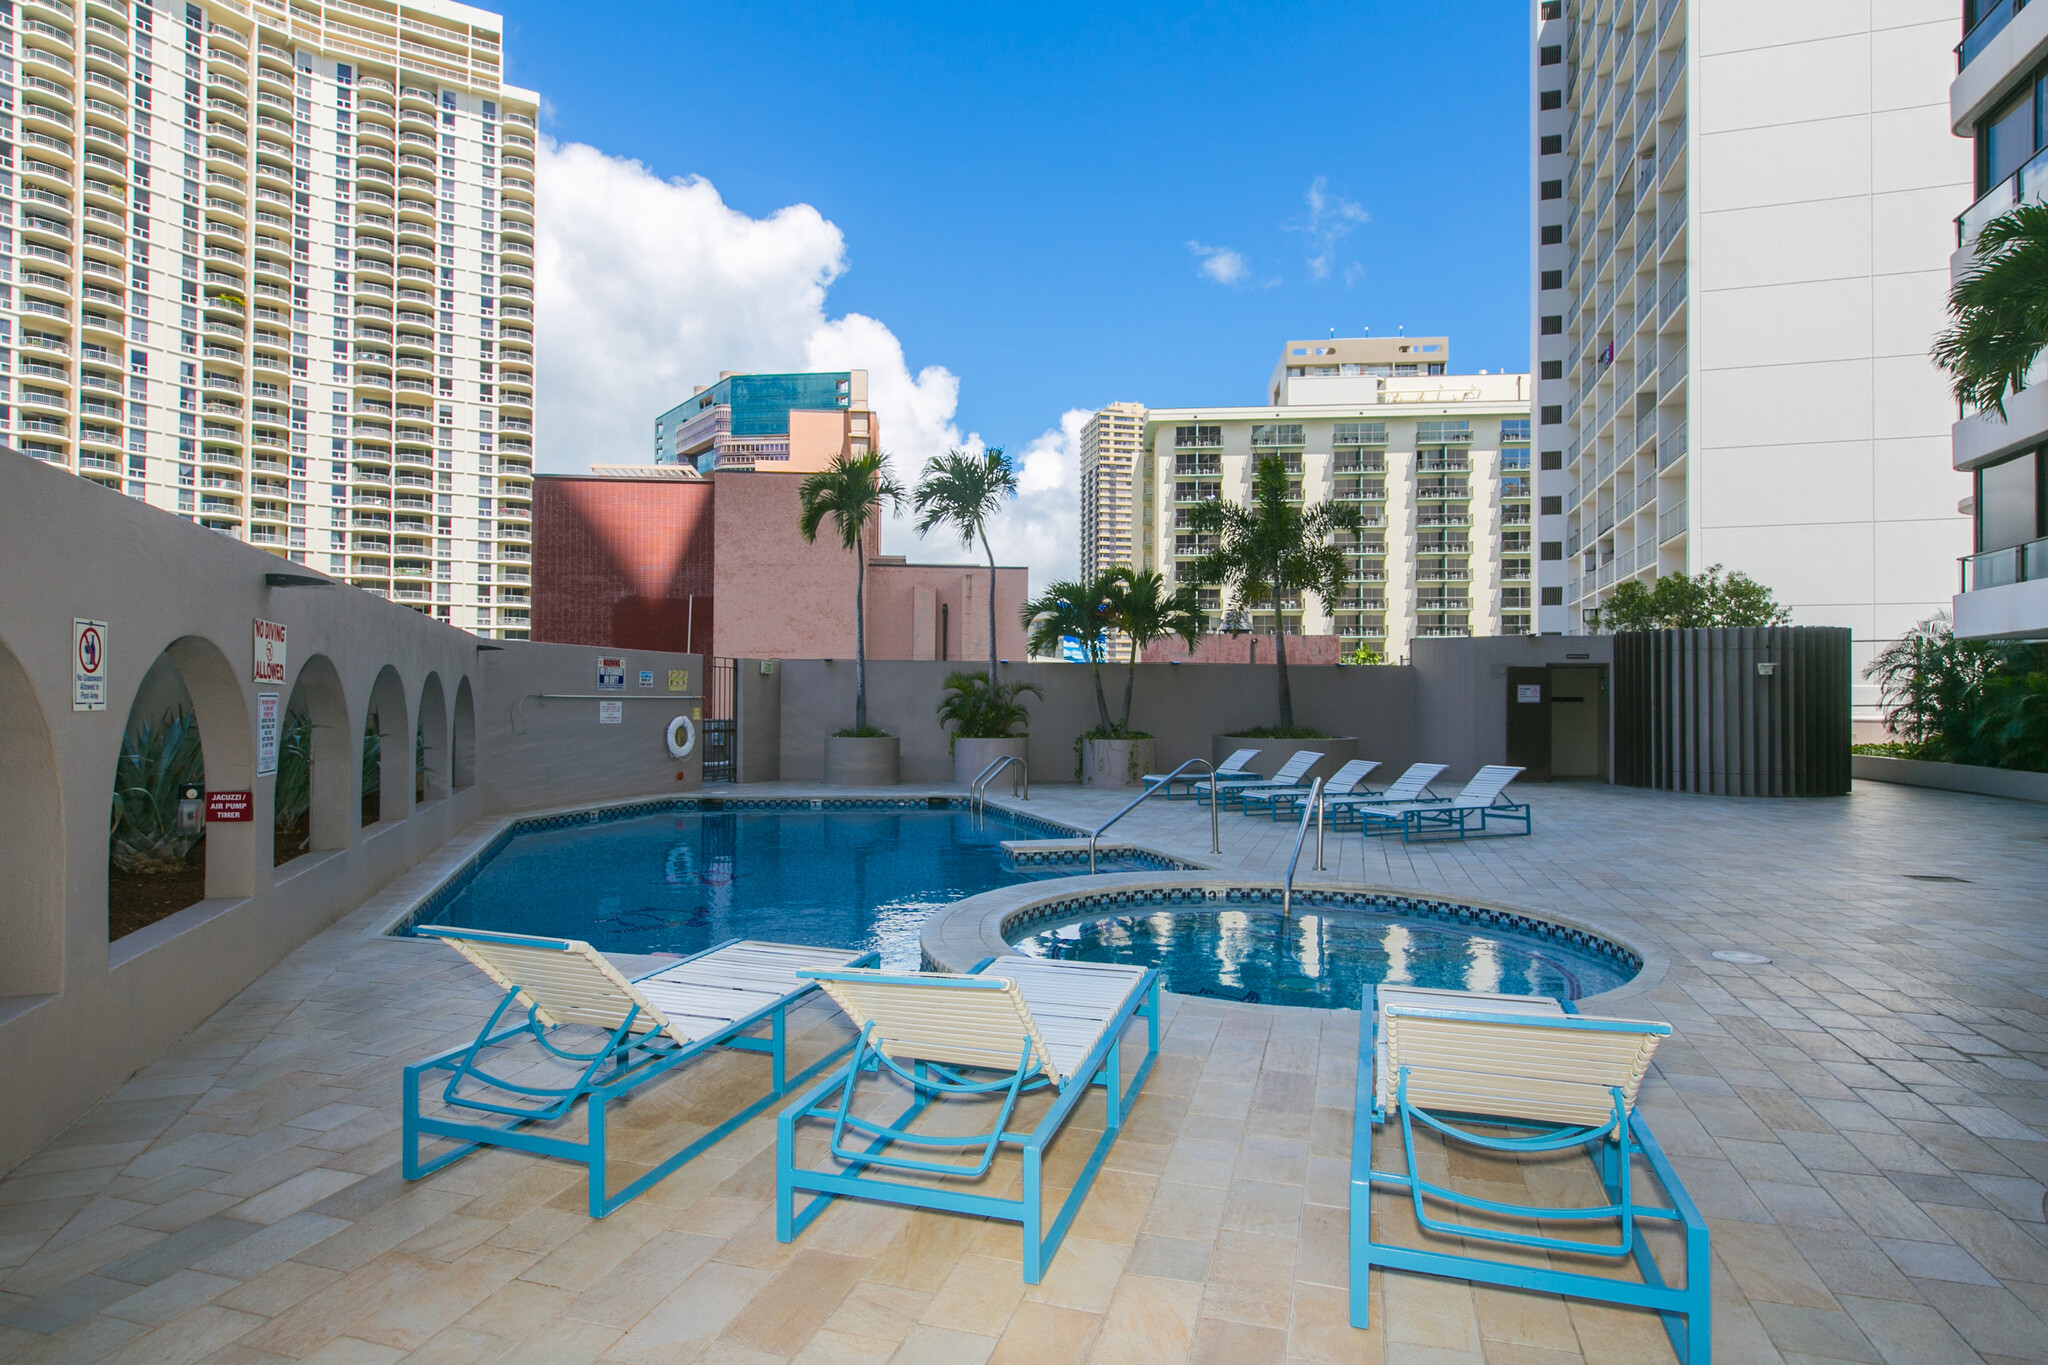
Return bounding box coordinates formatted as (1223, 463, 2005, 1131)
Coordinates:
(1548, 667, 1603, 779)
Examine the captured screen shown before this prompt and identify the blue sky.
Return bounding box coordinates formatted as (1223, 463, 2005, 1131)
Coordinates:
(507, 1, 1531, 452)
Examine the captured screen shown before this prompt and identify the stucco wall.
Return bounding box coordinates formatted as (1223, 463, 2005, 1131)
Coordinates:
(479, 643, 705, 813)
(709, 470, 870, 661)
(1411, 634, 1616, 781)
(864, 563, 1029, 663)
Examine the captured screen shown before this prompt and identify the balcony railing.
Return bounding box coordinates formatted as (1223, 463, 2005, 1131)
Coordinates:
(1960, 0, 2025, 71)
(1964, 535, 2048, 590)
(1959, 140, 2048, 247)
(1659, 500, 1689, 543)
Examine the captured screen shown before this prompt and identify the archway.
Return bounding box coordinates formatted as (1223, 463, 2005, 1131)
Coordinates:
(452, 675, 476, 790)
(416, 672, 449, 803)
(0, 634, 63, 997)
(110, 636, 254, 940)
(363, 664, 411, 826)
(276, 654, 349, 867)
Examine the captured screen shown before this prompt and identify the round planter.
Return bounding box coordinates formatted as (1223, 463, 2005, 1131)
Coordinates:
(1214, 735, 1358, 787)
(953, 736, 1028, 788)
(1083, 737, 1156, 789)
(824, 735, 900, 786)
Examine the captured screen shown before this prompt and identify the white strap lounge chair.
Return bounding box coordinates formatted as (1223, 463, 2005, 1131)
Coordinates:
(1198, 749, 1325, 807)
(1349, 985, 1710, 1362)
(776, 957, 1160, 1283)
(1241, 757, 1381, 818)
(404, 929, 876, 1217)
(1144, 746, 1261, 798)
(1353, 764, 1529, 841)
(1325, 762, 1447, 823)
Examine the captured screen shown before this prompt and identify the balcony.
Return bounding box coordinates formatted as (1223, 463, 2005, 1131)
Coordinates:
(1659, 500, 1689, 543)
(1960, 0, 2024, 70)
(1964, 535, 2048, 591)
(1960, 141, 2048, 247)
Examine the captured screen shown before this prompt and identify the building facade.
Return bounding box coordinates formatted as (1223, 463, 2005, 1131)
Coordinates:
(1533, 0, 1972, 704)
(1079, 400, 1143, 580)
(1949, 1, 2048, 640)
(654, 370, 876, 475)
(1133, 359, 1535, 660)
(1, 0, 539, 637)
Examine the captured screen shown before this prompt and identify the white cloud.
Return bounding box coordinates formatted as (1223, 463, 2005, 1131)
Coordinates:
(1187, 240, 1249, 285)
(1291, 176, 1370, 281)
(535, 139, 1076, 585)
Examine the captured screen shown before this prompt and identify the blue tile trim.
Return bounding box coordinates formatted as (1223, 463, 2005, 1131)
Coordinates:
(1003, 847, 1201, 873)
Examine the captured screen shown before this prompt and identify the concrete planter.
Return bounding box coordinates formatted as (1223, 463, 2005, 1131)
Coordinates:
(824, 735, 900, 786)
(1215, 736, 1358, 787)
(953, 737, 1028, 788)
(1852, 754, 2048, 804)
(1082, 737, 1156, 788)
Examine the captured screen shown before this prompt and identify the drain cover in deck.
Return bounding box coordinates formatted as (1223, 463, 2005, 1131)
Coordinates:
(1903, 874, 1971, 883)
(1711, 950, 1772, 965)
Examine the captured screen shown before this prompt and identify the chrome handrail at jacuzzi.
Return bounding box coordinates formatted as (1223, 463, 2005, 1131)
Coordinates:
(970, 754, 1028, 813)
(1280, 776, 1327, 921)
(1087, 758, 1220, 874)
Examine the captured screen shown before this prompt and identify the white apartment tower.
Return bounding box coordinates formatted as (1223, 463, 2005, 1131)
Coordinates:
(1949, 1, 2048, 640)
(1532, 0, 1971, 708)
(1129, 339, 1536, 659)
(1079, 400, 1143, 579)
(2, 0, 539, 637)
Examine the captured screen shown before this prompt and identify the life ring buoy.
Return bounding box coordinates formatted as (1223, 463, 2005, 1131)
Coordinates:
(665, 714, 697, 759)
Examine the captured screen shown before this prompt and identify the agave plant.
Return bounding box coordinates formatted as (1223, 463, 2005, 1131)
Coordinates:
(273, 708, 313, 844)
(109, 707, 207, 874)
(935, 671, 1042, 742)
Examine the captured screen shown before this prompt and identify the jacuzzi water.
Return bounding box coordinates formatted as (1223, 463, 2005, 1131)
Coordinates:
(403, 805, 1153, 970)
(1010, 898, 1636, 1008)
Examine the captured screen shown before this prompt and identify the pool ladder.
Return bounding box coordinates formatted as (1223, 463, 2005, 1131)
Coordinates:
(970, 755, 1028, 814)
(1086, 758, 1222, 874)
(1279, 777, 1329, 921)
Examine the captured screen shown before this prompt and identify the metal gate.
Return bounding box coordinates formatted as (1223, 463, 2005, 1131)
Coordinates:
(702, 656, 736, 783)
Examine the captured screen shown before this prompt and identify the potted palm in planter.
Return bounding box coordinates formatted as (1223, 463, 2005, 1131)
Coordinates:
(799, 450, 906, 785)
(937, 671, 1043, 785)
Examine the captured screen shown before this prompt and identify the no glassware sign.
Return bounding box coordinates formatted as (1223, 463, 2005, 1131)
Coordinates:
(253, 619, 288, 685)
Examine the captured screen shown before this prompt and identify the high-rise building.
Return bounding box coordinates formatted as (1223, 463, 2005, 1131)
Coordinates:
(1533, 0, 1971, 713)
(1950, 3, 2048, 640)
(1132, 340, 1535, 658)
(1, 0, 539, 636)
(654, 370, 875, 474)
(1079, 401, 1144, 580)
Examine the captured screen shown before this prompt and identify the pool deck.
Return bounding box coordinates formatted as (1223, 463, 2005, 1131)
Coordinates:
(2, 779, 2046, 1364)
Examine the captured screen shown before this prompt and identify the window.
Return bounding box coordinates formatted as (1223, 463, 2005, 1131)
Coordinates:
(1978, 79, 2040, 194)
(1977, 448, 2044, 550)
(1540, 316, 1563, 336)
(1174, 424, 1222, 447)
(1541, 2, 1562, 17)
(1541, 587, 1564, 606)
(1540, 404, 1563, 425)
(1541, 270, 1563, 290)
(1500, 419, 1531, 443)
(1540, 361, 1563, 380)
(1540, 179, 1563, 200)
(1539, 89, 1562, 111)
(1540, 541, 1563, 561)
(1541, 134, 1562, 155)
(1541, 496, 1563, 515)
(1541, 224, 1563, 245)
(1540, 450, 1563, 470)
(1540, 45, 1562, 65)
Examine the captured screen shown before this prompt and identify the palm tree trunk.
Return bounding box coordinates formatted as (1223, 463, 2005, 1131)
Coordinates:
(1121, 655, 1137, 734)
(979, 527, 999, 685)
(1271, 582, 1294, 731)
(854, 546, 868, 732)
(1090, 652, 1112, 733)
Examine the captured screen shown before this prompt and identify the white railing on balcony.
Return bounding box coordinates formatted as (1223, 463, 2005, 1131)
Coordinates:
(1659, 500, 1688, 542)
(1659, 344, 1688, 395)
(1659, 270, 1688, 322)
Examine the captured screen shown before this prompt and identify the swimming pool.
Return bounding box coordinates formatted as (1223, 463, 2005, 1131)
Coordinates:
(400, 800, 1176, 970)
(1007, 892, 1638, 1008)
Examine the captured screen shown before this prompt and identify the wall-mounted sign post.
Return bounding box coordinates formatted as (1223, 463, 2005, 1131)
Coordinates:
(598, 656, 624, 690)
(206, 790, 253, 822)
(253, 619, 288, 685)
(73, 618, 108, 711)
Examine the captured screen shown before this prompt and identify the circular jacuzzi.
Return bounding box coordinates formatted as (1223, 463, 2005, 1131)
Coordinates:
(950, 884, 1644, 1011)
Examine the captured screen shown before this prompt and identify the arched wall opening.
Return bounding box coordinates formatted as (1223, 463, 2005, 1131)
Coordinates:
(0, 634, 64, 998)
(363, 664, 411, 827)
(416, 672, 449, 803)
(452, 675, 476, 790)
(277, 654, 350, 867)
(110, 636, 254, 941)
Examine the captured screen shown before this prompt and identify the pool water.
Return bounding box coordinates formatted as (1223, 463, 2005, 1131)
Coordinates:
(1011, 902, 1635, 1009)
(409, 807, 1140, 970)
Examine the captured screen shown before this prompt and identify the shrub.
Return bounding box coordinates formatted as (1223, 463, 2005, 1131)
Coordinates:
(110, 708, 206, 874)
(1865, 615, 2048, 772)
(936, 671, 1042, 744)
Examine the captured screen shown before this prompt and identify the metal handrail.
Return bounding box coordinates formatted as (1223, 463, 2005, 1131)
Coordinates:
(970, 754, 1028, 813)
(1280, 777, 1326, 921)
(1087, 758, 1220, 874)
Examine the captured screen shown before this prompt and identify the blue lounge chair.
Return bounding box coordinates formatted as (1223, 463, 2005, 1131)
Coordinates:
(1324, 762, 1447, 826)
(403, 930, 876, 1217)
(1241, 758, 1380, 819)
(1354, 764, 1529, 842)
(1199, 749, 1325, 808)
(1144, 747, 1261, 798)
(776, 957, 1159, 1283)
(1351, 985, 1710, 1363)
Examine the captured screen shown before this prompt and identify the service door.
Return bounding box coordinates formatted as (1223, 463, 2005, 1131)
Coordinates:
(1505, 668, 1551, 781)
(1548, 666, 1604, 779)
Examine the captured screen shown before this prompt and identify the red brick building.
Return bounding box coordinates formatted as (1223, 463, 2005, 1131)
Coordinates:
(532, 468, 715, 653)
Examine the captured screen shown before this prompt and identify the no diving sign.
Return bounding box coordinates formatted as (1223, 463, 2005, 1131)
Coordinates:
(73, 619, 108, 712)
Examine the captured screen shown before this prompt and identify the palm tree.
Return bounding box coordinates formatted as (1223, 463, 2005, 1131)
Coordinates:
(1102, 567, 1206, 733)
(912, 447, 1017, 684)
(1020, 574, 1119, 734)
(798, 450, 905, 734)
(1185, 455, 1363, 731)
(1933, 201, 2048, 418)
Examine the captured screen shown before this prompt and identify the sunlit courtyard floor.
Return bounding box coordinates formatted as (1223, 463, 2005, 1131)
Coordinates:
(2, 779, 2045, 1364)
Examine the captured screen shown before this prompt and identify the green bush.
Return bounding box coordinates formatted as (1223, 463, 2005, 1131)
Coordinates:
(274, 708, 312, 831)
(1231, 725, 1330, 739)
(1595, 564, 1790, 631)
(110, 708, 206, 874)
(1865, 616, 2048, 772)
(936, 671, 1042, 745)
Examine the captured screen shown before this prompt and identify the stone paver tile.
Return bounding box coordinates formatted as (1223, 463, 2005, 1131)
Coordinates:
(1018, 1236, 1123, 1315)
(480, 1314, 619, 1365)
(1087, 1273, 1202, 1364)
(101, 1269, 240, 1326)
(346, 1243, 535, 1352)
(1750, 1301, 1882, 1363)
(917, 1253, 1025, 1335)
(718, 1248, 871, 1356)
(1924, 1203, 2048, 1285)
(1710, 1220, 1840, 1310)
(984, 1301, 1102, 1365)
(95, 1304, 266, 1365)
(1815, 1172, 1958, 1245)
(1837, 1293, 1983, 1365)
(0, 1273, 145, 1334)
(885, 1323, 997, 1365)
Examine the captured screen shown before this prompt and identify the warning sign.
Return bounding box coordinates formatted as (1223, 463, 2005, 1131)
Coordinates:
(668, 669, 688, 692)
(639, 670, 654, 688)
(598, 700, 623, 724)
(257, 692, 281, 776)
(253, 619, 288, 685)
(598, 656, 625, 691)
(1516, 684, 1543, 704)
(206, 790, 254, 822)
(73, 618, 108, 712)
